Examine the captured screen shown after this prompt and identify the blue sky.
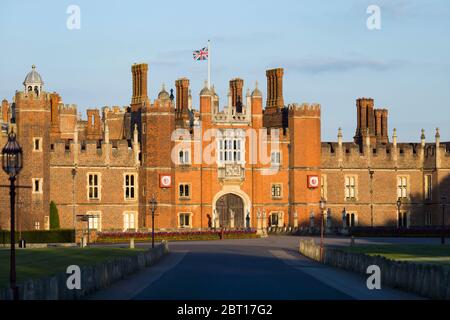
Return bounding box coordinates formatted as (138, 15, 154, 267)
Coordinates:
(1, 0, 449, 141)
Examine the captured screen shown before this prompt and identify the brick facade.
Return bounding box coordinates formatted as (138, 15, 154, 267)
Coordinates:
(0, 64, 449, 232)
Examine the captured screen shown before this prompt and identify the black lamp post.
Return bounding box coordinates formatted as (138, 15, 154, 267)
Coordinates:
(441, 196, 447, 245)
(2, 130, 23, 300)
(319, 198, 326, 261)
(150, 194, 157, 249)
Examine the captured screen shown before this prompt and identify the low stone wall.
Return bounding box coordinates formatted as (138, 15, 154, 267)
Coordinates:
(299, 239, 450, 300)
(0, 241, 169, 300)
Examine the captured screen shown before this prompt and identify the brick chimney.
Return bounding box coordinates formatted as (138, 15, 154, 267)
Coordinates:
(266, 68, 284, 109)
(229, 78, 244, 110)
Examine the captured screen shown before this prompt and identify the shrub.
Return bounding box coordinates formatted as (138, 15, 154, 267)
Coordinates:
(0, 229, 75, 244)
(350, 227, 450, 238)
(96, 229, 259, 243)
(49, 201, 60, 230)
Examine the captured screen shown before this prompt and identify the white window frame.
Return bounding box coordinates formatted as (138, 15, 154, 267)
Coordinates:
(397, 176, 409, 199)
(34, 221, 40, 230)
(271, 151, 281, 167)
(87, 211, 101, 231)
(124, 173, 137, 201)
(87, 173, 101, 200)
(178, 149, 191, 165)
(179, 183, 191, 199)
(178, 212, 193, 229)
(271, 183, 283, 199)
(32, 178, 43, 194)
(344, 175, 357, 200)
(32, 137, 43, 152)
(216, 129, 246, 166)
(123, 211, 137, 231)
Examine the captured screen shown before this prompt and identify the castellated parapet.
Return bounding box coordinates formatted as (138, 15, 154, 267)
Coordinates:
(321, 133, 450, 170)
(288, 103, 321, 118)
(50, 138, 138, 167)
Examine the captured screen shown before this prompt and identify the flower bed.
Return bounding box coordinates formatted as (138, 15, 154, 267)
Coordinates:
(96, 229, 259, 243)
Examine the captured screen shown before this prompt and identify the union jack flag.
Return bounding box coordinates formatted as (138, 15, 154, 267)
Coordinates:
(193, 47, 209, 61)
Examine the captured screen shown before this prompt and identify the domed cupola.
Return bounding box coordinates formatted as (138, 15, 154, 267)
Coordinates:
(157, 83, 170, 101)
(23, 65, 44, 96)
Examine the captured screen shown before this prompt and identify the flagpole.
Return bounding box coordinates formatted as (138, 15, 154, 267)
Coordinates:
(208, 40, 211, 89)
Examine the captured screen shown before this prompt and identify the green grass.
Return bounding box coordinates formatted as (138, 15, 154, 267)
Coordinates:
(341, 245, 450, 266)
(0, 247, 146, 289)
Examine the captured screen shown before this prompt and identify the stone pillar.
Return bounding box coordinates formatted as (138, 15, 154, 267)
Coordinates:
(293, 210, 298, 228)
(230, 210, 235, 229)
(256, 210, 262, 235)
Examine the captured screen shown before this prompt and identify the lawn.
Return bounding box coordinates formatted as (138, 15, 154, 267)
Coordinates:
(0, 247, 146, 289)
(341, 245, 450, 266)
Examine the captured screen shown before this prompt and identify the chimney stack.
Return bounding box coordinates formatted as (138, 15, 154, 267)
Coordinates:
(266, 68, 284, 109)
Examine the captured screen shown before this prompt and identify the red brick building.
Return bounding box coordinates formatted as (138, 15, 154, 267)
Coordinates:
(0, 64, 449, 232)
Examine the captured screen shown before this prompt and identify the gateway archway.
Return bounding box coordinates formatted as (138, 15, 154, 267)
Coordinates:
(215, 193, 245, 229)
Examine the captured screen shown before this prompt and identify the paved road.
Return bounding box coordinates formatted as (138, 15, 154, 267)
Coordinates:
(90, 236, 422, 300)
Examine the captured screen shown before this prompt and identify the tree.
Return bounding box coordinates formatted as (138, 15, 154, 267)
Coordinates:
(50, 201, 60, 230)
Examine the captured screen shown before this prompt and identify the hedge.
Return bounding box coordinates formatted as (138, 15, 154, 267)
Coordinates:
(0, 229, 75, 244)
(96, 230, 259, 243)
(350, 227, 450, 238)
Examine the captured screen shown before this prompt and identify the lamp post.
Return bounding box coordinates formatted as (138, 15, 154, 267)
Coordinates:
(441, 196, 447, 245)
(397, 198, 402, 228)
(149, 194, 157, 249)
(2, 130, 23, 300)
(319, 198, 326, 261)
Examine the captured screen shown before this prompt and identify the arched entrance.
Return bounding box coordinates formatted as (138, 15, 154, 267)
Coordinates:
(216, 193, 245, 229)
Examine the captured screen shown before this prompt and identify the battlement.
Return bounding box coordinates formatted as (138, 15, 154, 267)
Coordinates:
(321, 136, 450, 169)
(58, 103, 77, 114)
(288, 103, 321, 118)
(50, 138, 138, 167)
(15, 90, 50, 102)
(103, 106, 128, 115)
(356, 97, 374, 107)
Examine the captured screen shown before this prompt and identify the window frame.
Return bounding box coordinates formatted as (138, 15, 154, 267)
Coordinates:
(124, 173, 137, 201)
(123, 211, 137, 231)
(86, 211, 101, 231)
(32, 178, 43, 194)
(344, 175, 357, 201)
(87, 172, 102, 201)
(397, 175, 409, 200)
(216, 131, 246, 166)
(178, 212, 192, 229)
(270, 151, 281, 167)
(178, 183, 191, 200)
(271, 183, 283, 199)
(32, 137, 43, 152)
